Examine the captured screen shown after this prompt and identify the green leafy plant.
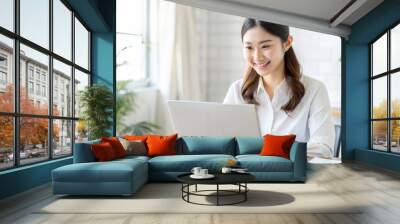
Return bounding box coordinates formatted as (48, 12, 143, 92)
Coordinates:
(116, 80, 159, 135)
(79, 84, 114, 140)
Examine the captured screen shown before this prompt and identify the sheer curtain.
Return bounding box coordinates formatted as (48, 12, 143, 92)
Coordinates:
(150, 0, 202, 134)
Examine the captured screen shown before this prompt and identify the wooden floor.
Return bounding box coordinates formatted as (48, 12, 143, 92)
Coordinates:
(1, 161, 400, 224)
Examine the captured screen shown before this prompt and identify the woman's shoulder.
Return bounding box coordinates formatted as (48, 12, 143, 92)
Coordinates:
(228, 79, 244, 90)
(300, 75, 326, 91)
(224, 79, 245, 103)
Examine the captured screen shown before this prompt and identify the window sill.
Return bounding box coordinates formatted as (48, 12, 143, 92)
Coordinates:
(0, 156, 72, 176)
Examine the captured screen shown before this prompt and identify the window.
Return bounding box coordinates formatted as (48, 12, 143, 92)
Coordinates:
(28, 81, 34, 94)
(53, 0, 72, 60)
(20, 0, 49, 49)
(371, 23, 400, 154)
(53, 119, 72, 158)
(0, 35, 13, 112)
(0, 71, 6, 85)
(42, 85, 46, 97)
(0, 0, 91, 170)
(0, 55, 7, 67)
(53, 59, 72, 117)
(36, 84, 40, 95)
(0, 54, 7, 88)
(28, 67, 34, 80)
(35, 70, 40, 81)
(0, 116, 13, 170)
(116, 0, 149, 84)
(74, 69, 89, 119)
(0, 0, 14, 32)
(74, 18, 89, 70)
(19, 117, 49, 165)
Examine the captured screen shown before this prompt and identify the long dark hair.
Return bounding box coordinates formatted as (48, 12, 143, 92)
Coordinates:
(240, 19, 305, 113)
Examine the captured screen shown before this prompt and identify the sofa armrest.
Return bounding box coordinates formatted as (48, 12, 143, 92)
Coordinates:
(73, 140, 100, 163)
(289, 142, 307, 181)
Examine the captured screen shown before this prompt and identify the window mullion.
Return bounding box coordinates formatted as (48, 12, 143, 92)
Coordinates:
(13, 0, 21, 167)
(388, 30, 391, 152)
(71, 10, 76, 154)
(370, 45, 373, 149)
(49, 0, 54, 160)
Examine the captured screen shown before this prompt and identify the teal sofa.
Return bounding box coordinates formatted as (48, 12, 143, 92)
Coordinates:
(52, 136, 307, 196)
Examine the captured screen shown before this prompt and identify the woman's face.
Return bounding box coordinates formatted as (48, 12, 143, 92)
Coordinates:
(242, 26, 292, 77)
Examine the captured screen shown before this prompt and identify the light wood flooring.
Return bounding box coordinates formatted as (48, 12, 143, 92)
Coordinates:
(1, 161, 400, 224)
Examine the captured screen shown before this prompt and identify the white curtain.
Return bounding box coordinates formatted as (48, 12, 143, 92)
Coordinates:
(150, 0, 202, 134)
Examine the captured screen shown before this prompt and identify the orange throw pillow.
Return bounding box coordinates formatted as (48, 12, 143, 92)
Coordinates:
(91, 142, 117, 161)
(101, 137, 127, 158)
(146, 134, 178, 157)
(259, 134, 296, 159)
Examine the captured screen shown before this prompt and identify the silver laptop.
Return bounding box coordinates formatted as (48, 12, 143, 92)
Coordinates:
(167, 100, 261, 137)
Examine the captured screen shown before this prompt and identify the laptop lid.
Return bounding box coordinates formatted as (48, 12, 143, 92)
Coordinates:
(167, 100, 261, 137)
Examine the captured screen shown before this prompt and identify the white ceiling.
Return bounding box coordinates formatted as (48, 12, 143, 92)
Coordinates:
(166, 0, 384, 38)
(225, 0, 353, 23)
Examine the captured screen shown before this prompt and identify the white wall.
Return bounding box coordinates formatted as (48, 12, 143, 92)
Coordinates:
(195, 9, 245, 102)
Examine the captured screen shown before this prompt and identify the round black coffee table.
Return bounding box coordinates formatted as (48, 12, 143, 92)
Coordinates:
(177, 173, 255, 206)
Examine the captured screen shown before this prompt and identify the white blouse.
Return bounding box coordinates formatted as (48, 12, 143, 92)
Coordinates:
(223, 75, 335, 158)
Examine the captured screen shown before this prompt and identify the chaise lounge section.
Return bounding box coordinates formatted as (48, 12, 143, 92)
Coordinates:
(52, 136, 307, 196)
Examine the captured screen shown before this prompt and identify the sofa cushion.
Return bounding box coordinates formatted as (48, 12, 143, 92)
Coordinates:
(101, 137, 127, 158)
(91, 142, 118, 161)
(236, 155, 293, 172)
(177, 136, 236, 155)
(148, 154, 235, 172)
(147, 134, 178, 157)
(236, 136, 263, 155)
(52, 159, 147, 183)
(119, 138, 148, 156)
(260, 134, 296, 159)
(73, 139, 100, 163)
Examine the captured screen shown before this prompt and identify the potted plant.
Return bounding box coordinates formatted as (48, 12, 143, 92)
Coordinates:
(79, 84, 114, 140)
(79, 82, 159, 140)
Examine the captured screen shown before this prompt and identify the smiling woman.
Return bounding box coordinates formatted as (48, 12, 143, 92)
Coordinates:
(224, 19, 335, 159)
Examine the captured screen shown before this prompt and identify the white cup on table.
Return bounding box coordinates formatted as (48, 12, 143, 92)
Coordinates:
(191, 167, 202, 176)
(200, 169, 208, 176)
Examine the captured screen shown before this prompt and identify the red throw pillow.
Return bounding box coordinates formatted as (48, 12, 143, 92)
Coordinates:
(101, 137, 127, 158)
(146, 134, 178, 157)
(91, 142, 117, 161)
(259, 134, 296, 159)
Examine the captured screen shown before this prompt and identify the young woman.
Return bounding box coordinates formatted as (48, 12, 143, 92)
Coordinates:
(223, 18, 335, 159)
